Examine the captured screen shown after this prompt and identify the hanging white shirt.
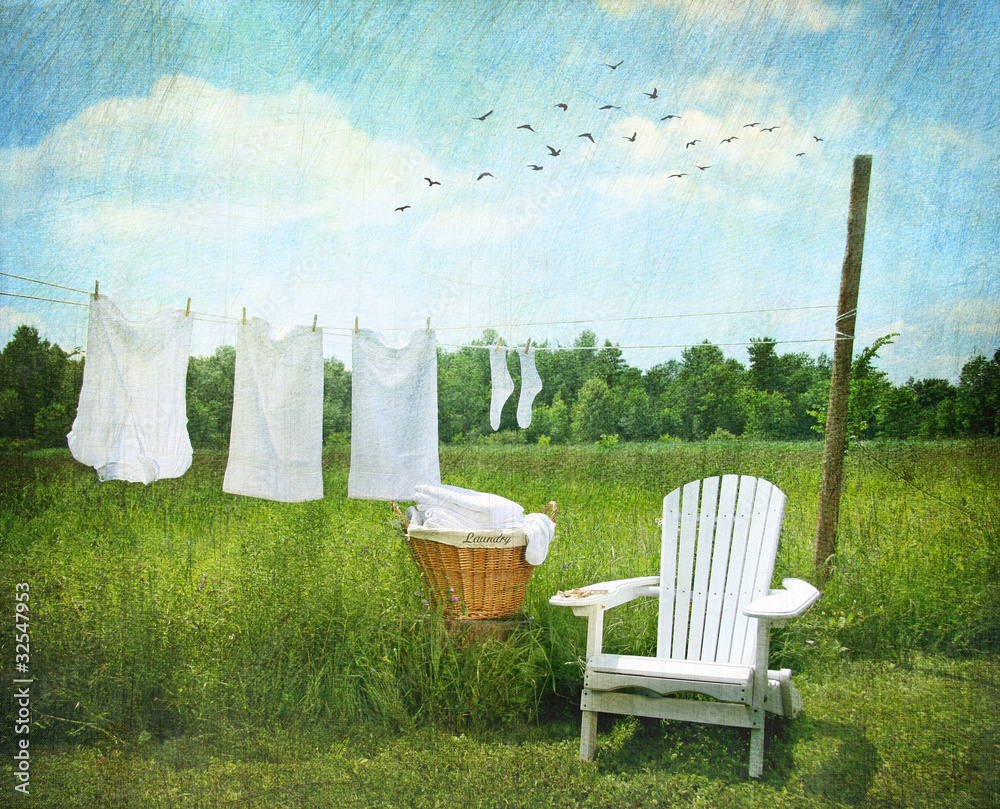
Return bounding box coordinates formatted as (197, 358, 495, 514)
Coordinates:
(68, 295, 193, 483)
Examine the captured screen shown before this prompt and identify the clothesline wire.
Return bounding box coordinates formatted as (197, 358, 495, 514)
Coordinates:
(2, 273, 846, 352)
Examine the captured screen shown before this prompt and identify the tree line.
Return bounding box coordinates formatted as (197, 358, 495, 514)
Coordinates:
(1, 324, 997, 451)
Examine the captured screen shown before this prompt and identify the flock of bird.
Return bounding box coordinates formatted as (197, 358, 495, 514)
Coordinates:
(393, 59, 825, 212)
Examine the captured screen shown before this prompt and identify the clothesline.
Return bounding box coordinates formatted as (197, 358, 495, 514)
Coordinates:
(1, 272, 848, 352)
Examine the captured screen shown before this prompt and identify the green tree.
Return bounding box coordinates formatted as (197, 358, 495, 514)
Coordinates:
(956, 349, 1000, 436)
(571, 377, 618, 442)
(186, 345, 236, 449)
(747, 337, 780, 393)
(0, 325, 80, 443)
(322, 357, 352, 440)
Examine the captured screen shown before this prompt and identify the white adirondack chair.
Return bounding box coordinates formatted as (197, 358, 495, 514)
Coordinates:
(550, 475, 820, 778)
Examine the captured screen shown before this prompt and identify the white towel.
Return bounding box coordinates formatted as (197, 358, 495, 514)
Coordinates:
(414, 483, 524, 529)
(348, 328, 440, 501)
(523, 512, 556, 565)
(68, 295, 193, 483)
(223, 318, 324, 502)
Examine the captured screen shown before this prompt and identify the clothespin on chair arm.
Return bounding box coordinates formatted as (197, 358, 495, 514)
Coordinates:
(94, 281, 99, 299)
(242, 307, 246, 325)
(355, 316, 359, 334)
(525, 337, 532, 354)
(312, 314, 317, 332)
(495, 335, 502, 353)
(186, 297, 191, 317)
(426, 316, 431, 334)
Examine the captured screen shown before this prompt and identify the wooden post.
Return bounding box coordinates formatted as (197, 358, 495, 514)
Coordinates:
(814, 155, 873, 579)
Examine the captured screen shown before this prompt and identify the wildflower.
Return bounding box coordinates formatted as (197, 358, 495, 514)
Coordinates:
(198, 573, 207, 591)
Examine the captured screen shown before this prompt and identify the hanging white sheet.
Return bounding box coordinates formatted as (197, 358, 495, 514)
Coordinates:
(348, 328, 440, 501)
(223, 318, 324, 502)
(68, 295, 193, 483)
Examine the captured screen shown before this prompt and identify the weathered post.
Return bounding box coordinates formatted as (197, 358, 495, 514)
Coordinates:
(814, 155, 873, 579)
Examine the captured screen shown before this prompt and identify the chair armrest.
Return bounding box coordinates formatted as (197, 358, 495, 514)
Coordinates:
(549, 575, 659, 615)
(743, 578, 821, 620)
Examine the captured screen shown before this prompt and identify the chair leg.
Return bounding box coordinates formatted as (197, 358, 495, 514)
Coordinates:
(580, 710, 598, 761)
(748, 725, 764, 778)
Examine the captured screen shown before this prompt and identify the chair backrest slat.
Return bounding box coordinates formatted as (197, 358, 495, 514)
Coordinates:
(657, 476, 786, 666)
(686, 476, 720, 660)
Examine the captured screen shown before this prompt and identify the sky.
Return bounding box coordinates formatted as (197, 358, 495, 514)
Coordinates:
(0, 0, 997, 383)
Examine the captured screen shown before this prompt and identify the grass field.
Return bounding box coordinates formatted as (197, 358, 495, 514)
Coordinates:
(1, 439, 998, 807)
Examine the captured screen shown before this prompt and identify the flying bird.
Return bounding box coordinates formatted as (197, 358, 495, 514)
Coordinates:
(603, 60, 624, 69)
(555, 103, 568, 111)
(743, 122, 760, 128)
(517, 124, 535, 132)
(761, 126, 779, 132)
(796, 153, 806, 157)
(476, 172, 493, 180)
(686, 140, 700, 148)
(394, 205, 410, 211)
(424, 177, 440, 186)
(661, 114, 681, 120)
(599, 104, 621, 110)
(695, 165, 711, 170)
(623, 132, 637, 142)
(644, 87, 658, 99)
(721, 136, 738, 143)
(813, 136, 824, 142)
(528, 164, 543, 171)
(578, 133, 595, 142)
(473, 110, 494, 121)
(668, 173, 687, 178)
(546, 145, 561, 156)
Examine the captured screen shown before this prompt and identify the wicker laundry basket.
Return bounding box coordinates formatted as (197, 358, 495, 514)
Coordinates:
(402, 502, 556, 620)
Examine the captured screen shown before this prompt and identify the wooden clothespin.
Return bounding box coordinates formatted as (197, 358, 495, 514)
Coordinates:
(94, 281, 99, 299)
(524, 337, 532, 354)
(355, 316, 359, 334)
(186, 297, 191, 317)
(426, 317, 431, 334)
(242, 307, 246, 325)
(312, 314, 318, 332)
(495, 336, 503, 353)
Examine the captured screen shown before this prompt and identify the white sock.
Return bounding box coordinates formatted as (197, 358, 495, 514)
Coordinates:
(517, 346, 543, 428)
(489, 346, 514, 431)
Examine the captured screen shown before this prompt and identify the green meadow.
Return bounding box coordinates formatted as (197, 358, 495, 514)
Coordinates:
(1, 440, 998, 807)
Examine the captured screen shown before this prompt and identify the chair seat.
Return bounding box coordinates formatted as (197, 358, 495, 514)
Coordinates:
(588, 653, 752, 686)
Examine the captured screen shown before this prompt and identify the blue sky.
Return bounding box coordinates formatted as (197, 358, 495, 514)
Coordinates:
(1, 0, 997, 382)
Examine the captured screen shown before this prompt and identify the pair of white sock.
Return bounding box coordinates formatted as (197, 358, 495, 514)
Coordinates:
(490, 346, 543, 430)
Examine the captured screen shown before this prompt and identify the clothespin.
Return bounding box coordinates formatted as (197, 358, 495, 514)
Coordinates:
(426, 317, 431, 334)
(242, 307, 246, 325)
(355, 316, 359, 334)
(312, 314, 317, 332)
(495, 336, 503, 353)
(186, 297, 191, 317)
(94, 281, 99, 299)
(524, 337, 532, 354)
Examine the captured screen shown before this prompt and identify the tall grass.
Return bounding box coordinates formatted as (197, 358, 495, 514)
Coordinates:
(1, 439, 997, 747)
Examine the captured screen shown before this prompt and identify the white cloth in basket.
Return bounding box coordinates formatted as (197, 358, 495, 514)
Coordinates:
(414, 483, 523, 530)
(414, 483, 555, 564)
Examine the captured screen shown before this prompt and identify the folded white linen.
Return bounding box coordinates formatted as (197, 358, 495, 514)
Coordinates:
(523, 512, 556, 565)
(414, 483, 524, 529)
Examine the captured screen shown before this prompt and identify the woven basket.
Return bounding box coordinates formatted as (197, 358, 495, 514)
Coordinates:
(405, 531, 534, 620)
